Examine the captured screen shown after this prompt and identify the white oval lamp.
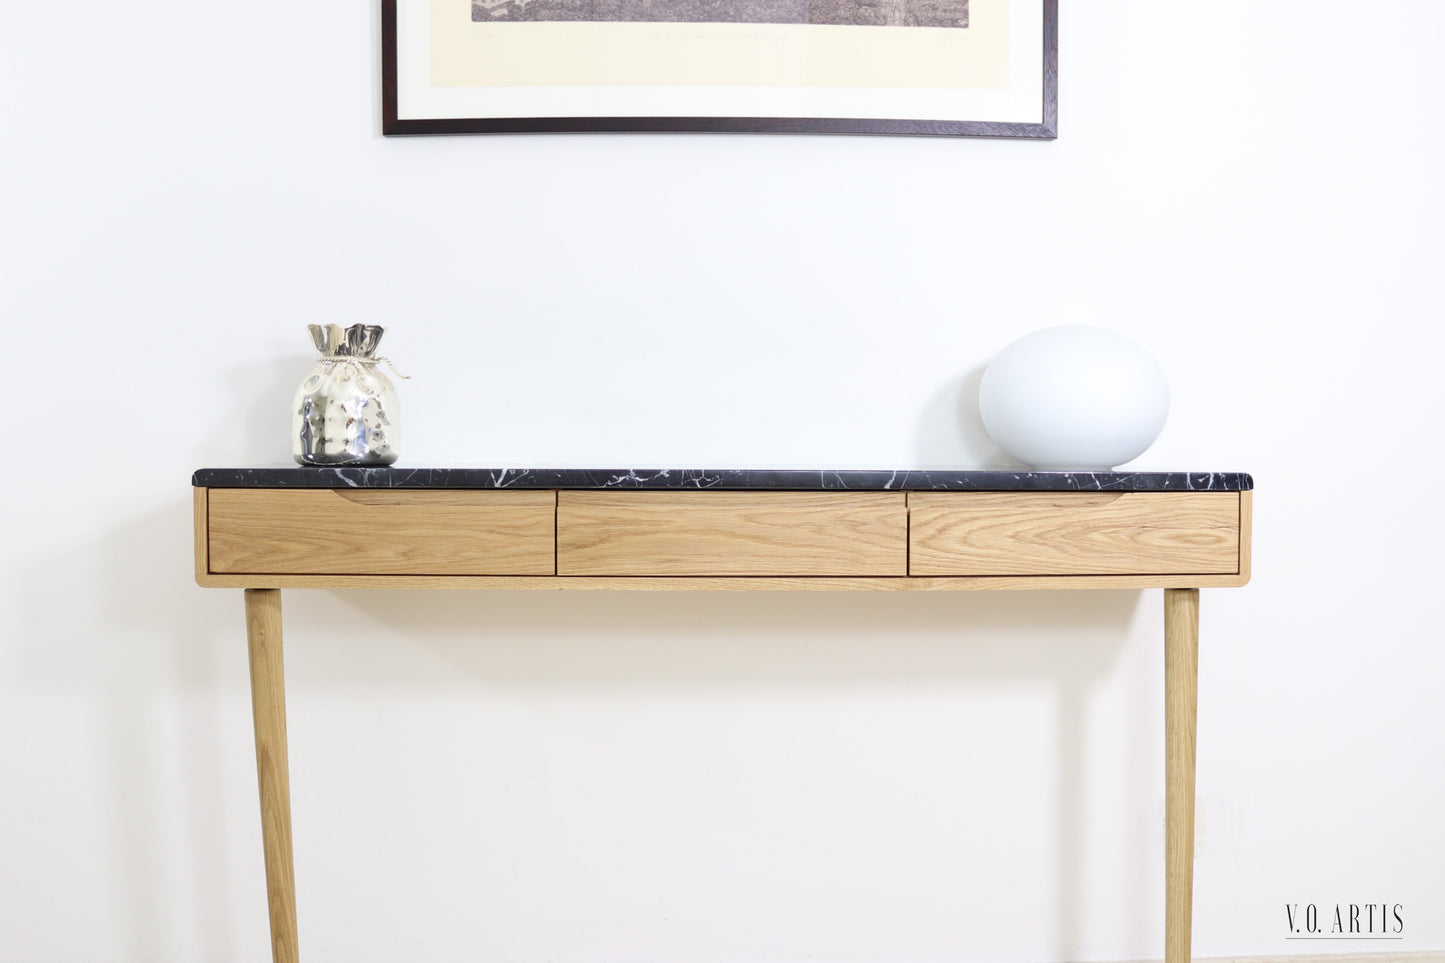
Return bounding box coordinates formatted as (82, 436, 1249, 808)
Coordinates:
(979, 325, 1170, 470)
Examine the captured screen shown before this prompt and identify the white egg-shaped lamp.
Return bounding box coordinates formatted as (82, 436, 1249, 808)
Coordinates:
(979, 326, 1170, 470)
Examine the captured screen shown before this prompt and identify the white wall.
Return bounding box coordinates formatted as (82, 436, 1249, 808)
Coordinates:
(2, 2, 1442, 961)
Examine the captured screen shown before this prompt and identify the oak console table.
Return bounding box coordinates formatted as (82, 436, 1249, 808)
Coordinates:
(192, 467, 1254, 963)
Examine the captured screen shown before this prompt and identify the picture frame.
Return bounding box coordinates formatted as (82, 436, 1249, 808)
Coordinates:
(383, 0, 1056, 138)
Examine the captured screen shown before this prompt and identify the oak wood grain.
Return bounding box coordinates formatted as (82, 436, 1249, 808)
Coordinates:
(1238, 490, 1253, 584)
(245, 589, 298, 963)
(908, 492, 1241, 577)
(1165, 588, 1200, 963)
(208, 489, 556, 576)
(196, 572, 1253, 592)
(194, 487, 209, 580)
(557, 492, 907, 576)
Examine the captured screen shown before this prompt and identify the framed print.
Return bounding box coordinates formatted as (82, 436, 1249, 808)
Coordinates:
(382, 0, 1057, 138)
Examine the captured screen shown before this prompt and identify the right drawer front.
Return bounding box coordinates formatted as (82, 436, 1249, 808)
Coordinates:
(908, 492, 1241, 576)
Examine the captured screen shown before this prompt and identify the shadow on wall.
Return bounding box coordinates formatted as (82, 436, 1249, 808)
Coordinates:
(12, 357, 1151, 960)
(906, 365, 1160, 955)
(325, 587, 1152, 962)
(912, 364, 1026, 468)
(203, 357, 309, 467)
(6, 357, 301, 958)
(14, 502, 242, 960)
(13, 499, 1160, 961)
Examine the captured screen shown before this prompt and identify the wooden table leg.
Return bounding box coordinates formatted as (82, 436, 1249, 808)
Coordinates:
(246, 589, 300, 963)
(1165, 588, 1199, 963)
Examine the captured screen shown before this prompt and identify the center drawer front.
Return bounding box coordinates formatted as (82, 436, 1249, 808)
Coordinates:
(557, 492, 908, 576)
(207, 489, 556, 575)
(908, 492, 1241, 576)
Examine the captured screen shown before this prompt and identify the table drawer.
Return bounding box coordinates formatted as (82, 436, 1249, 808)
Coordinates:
(206, 489, 556, 575)
(557, 492, 907, 576)
(908, 492, 1241, 577)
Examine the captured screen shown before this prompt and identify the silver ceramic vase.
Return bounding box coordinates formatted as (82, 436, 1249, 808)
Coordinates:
(292, 324, 401, 466)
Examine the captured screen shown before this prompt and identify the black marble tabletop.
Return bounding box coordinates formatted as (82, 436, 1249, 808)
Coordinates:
(192, 467, 1253, 492)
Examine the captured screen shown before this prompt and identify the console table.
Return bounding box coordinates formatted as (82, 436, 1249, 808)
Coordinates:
(192, 467, 1253, 963)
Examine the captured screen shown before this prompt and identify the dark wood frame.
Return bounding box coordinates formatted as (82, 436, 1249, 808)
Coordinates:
(382, 0, 1057, 138)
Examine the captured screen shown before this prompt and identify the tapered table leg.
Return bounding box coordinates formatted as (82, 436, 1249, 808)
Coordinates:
(1165, 588, 1199, 963)
(246, 589, 299, 963)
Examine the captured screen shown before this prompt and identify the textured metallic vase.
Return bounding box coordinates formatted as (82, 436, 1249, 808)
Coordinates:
(292, 324, 400, 466)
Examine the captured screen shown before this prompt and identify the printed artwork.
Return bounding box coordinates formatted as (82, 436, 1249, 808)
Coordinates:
(472, 0, 970, 28)
(387, 0, 1056, 137)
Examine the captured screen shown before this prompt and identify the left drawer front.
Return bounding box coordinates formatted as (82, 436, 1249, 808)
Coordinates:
(206, 489, 556, 575)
